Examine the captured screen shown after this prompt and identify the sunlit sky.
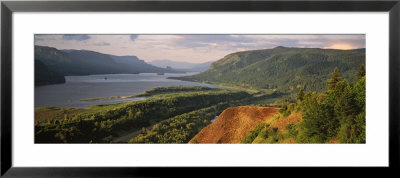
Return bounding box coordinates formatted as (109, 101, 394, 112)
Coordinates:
(35, 34, 365, 63)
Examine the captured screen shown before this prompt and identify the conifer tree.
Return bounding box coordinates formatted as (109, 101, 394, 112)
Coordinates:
(357, 65, 366, 80)
(297, 88, 305, 101)
(328, 67, 341, 91)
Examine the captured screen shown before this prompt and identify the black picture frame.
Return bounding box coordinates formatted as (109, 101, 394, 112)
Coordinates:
(1, 0, 399, 177)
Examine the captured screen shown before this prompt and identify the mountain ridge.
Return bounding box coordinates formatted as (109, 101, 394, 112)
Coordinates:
(35, 45, 181, 76)
(176, 46, 365, 93)
(149, 59, 214, 72)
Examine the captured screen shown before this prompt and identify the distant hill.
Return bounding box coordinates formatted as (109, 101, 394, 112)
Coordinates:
(149, 59, 214, 72)
(110, 55, 145, 66)
(35, 45, 180, 76)
(176, 47, 365, 93)
(189, 106, 279, 143)
(352, 48, 366, 53)
(189, 61, 214, 72)
(35, 60, 65, 86)
(149, 60, 197, 69)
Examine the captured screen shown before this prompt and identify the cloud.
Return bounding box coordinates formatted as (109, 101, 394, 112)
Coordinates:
(35, 35, 57, 42)
(298, 35, 365, 49)
(34, 37, 44, 41)
(158, 34, 365, 59)
(34, 34, 365, 63)
(171, 35, 256, 48)
(92, 42, 111, 46)
(324, 43, 357, 50)
(130, 35, 139, 41)
(167, 35, 311, 52)
(62, 35, 91, 41)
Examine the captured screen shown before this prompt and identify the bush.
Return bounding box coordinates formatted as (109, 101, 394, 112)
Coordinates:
(286, 124, 298, 138)
(241, 123, 268, 143)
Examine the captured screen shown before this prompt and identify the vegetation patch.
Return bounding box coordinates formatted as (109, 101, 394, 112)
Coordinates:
(135, 86, 217, 96)
(35, 87, 251, 143)
(241, 66, 366, 143)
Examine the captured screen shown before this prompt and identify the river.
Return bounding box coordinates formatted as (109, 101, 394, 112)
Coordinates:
(35, 72, 216, 108)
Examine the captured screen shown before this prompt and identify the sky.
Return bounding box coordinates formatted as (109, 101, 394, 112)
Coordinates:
(35, 34, 365, 63)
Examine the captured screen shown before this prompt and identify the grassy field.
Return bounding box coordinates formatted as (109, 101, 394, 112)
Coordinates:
(35, 101, 135, 123)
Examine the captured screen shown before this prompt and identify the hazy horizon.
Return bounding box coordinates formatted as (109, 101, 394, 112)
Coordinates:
(35, 34, 365, 63)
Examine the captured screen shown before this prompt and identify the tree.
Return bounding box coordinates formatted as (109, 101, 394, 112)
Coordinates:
(357, 65, 366, 80)
(328, 67, 341, 91)
(300, 92, 336, 142)
(353, 76, 366, 113)
(297, 88, 305, 101)
(64, 114, 69, 121)
(128, 109, 134, 119)
(141, 127, 148, 134)
(333, 80, 356, 116)
(135, 111, 142, 120)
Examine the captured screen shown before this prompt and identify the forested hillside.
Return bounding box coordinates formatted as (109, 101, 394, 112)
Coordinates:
(35, 60, 66, 86)
(175, 47, 365, 93)
(35, 45, 179, 76)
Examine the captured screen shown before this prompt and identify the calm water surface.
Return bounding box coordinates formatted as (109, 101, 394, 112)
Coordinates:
(35, 72, 216, 108)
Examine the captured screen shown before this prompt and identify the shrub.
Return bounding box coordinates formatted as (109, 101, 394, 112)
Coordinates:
(286, 124, 298, 138)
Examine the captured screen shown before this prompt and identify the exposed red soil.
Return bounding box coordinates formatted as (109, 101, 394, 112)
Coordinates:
(270, 112, 302, 131)
(189, 106, 279, 144)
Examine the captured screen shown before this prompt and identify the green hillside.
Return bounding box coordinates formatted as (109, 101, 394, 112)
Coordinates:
(35, 60, 66, 86)
(174, 47, 365, 93)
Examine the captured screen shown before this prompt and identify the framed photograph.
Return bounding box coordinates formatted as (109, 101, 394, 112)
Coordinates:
(1, 0, 399, 176)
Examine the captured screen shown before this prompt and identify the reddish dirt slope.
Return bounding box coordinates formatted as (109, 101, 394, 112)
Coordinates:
(189, 106, 279, 143)
(270, 113, 302, 131)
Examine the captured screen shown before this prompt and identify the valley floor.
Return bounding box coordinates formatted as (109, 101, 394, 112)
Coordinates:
(35, 85, 282, 143)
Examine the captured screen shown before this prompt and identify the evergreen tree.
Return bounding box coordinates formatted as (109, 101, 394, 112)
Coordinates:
(357, 64, 366, 80)
(353, 76, 366, 113)
(300, 92, 334, 142)
(297, 88, 305, 101)
(334, 80, 356, 118)
(298, 68, 365, 143)
(328, 67, 341, 91)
